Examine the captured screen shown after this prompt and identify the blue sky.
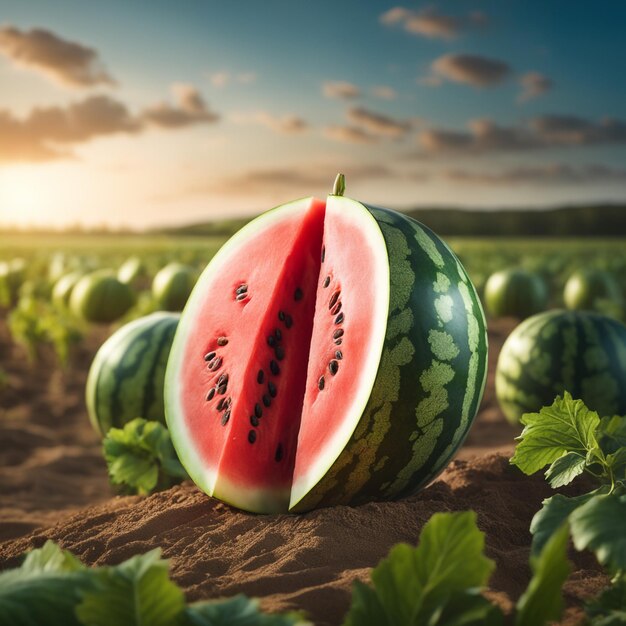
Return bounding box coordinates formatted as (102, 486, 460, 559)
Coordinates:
(0, 0, 625, 228)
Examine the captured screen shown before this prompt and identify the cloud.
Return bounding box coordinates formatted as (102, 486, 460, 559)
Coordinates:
(430, 54, 511, 87)
(443, 163, 626, 185)
(518, 71, 553, 102)
(0, 86, 219, 162)
(416, 115, 626, 156)
(141, 84, 219, 128)
(323, 125, 377, 144)
(0, 25, 115, 88)
(323, 81, 361, 99)
(347, 106, 412, 138)
(230, 111, 308, 134)
(380, 7, 488, 40)
(371, 85, 397, 100)
(208, 71, 257, 87)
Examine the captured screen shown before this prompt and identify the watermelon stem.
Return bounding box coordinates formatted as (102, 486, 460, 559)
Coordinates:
(332, 173, 345, 197)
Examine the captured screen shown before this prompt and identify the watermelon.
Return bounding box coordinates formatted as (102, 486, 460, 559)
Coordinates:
(496, 309, 626, 424)
(564, 269, 623, 312)
(52, 271, 84, 307)
(71, 270, 135, 324)
(484, 268, 547, 319)
(86, 312, 179, 435)
(165, 177, 488, 513)
(152, 263, 197, 311)
(118, 256, 148, 289)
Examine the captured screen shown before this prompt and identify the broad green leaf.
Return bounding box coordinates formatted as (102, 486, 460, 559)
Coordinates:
(103, 418, 187, 495)
(0, 542, 94, 626)
(344, 511, 495, 626)
(586, 574, 626, 625)
(530, 492, 599, 556)
(185, 595, 303, 626)
(431, 590, 504, 626)
(511, 393, 600, 476)
(516, 523, 571, 626)
(570, 494, 626, 573)
(545, 451, 587, 488)
(75, 548, 185, 626)
(343, 581, 391, 626)
(607, 448, 626, 482)
(598, 416, 626, 455)
(20, 540, 85, 573)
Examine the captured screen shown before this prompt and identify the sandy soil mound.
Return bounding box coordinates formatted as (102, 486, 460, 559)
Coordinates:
(0, 454, 605, 626)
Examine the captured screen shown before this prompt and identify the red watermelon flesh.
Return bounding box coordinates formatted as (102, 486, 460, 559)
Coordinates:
(167, 196, 388, 512)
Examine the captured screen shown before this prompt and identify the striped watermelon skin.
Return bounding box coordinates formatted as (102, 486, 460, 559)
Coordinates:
(496, 310, 626, 424)
(86, 312, 179, 436)
(291, 205, 488, 511)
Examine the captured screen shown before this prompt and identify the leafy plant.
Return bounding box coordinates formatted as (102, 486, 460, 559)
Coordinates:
(103, 418, 188, 495)
(0, 541, 302, 626)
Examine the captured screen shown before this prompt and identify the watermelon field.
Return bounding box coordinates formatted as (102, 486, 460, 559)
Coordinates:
(0, 224, 625, 626)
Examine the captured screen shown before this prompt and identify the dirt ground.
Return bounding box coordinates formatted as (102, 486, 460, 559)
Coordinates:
(0, 317, 604, 625)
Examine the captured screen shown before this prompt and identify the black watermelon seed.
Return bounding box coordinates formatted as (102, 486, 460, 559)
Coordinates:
(217, 384, 227, 395)
(333, 328, 344, 339)
(278, 310, 285, 321)
(236, 292, 247, 301)
(329, 291, 340, 309)
(255, 403, 263, 418)
(203, 351, 216, 361)
(329, 360, 339, 375)
(226, 397, 232, 408)
(270, 360, 280, 376)
(268, 381, 277, 397)
(335, 350, 343, 360)
(275, 345, 285, 361)
(236, 284, 248, 294)
(321, 246, 326, 262)
(323, 276, 330, 288)
(206, 388, 216, 401)
(275, 443, 284, 462)
(217, 398, 226, 411)
(217, 374, 228, 386)
(221, 410, 231, 426)
(263, 394, 271, 407)
(331, 302, 342, 315)
(257, 369, 264, 384)
(294, 288, 303, 301)
(209, 357, 223, 371)
(267, 335, 276, 347)
(217, 337, 228, 346)
(318, 376, 325, 390)
(248, 430, 257, 444)
(274, 328, 282, 341)
(334, 338, 343, 345)
(335, 313, 344, 325)
(284, 315, 293, 329)
(250, 415, 259, 427)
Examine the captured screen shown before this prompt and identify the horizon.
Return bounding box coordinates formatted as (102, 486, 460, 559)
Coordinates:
(1, 1, 626, 229)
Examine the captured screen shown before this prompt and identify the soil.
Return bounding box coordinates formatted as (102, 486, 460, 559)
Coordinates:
(0, 316, 606, 625)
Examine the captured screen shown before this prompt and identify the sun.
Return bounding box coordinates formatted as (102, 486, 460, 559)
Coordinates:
(0, 167, 52, 227)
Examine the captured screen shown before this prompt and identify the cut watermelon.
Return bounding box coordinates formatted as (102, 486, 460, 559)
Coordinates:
(165, 182, 488, 513)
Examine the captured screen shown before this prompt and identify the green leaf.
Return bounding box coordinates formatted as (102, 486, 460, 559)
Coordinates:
(185, 595, 303, 626)
(545, 451, 587, 488)
(103, 418, 187, 495)
(586, 574, 626, 625)
(432, 590, 504, 626)
(0, 542, 93, 626)
(75, 548, 185, 626)
(516, 523, 571, 626)
(511, 393, 600, 476)
(530, 492, 599, 556)
(343, 511, 495, 626)
(570, 494, 626, 573)
(343, 581, 391, 626)
(598, 416, 626, 455)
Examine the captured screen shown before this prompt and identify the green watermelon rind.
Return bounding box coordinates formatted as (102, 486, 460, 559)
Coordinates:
(86, 311, 180, 436)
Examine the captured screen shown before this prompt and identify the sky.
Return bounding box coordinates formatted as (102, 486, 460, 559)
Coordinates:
(0, 0, 625, 229)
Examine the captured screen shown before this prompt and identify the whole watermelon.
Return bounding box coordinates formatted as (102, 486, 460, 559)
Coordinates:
(71, 270, 135, 323)
(484, 268, 547, 319)
(86, 312, 180, 435)
(564, 269, 623, 312)
(152, 263, 197, 311)
(496, 309, 626, 424)
(52, 271, 84, 307)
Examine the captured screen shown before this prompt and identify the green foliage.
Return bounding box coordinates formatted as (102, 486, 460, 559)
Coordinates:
(586, 574, 626, 625)
(185, 596, 302, 626)
(103, 418, 188, 495)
